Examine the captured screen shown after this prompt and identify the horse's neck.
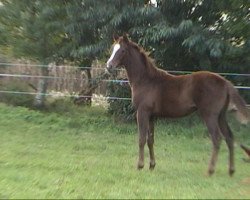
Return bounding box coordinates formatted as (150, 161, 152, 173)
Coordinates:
(124, 48, 153, 86)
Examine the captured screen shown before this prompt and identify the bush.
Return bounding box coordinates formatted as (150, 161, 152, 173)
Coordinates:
(0, 80, 34, 108)
(45, 97, 80, 115)
(107, 79, 135, 122)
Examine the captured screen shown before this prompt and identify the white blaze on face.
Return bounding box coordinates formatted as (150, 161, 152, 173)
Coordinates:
(107, 43, 121, 67)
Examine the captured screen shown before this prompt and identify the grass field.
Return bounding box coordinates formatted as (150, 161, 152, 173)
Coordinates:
(0, 102, 249, 199)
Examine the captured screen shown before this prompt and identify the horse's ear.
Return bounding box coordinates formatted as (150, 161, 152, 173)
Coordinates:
(123, 33, 129, 43)
(113, 33, 119, 42)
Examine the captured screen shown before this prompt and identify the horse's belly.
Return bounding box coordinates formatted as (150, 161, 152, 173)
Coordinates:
(155, 102, 196, 118)
(132, 88, 196, 118)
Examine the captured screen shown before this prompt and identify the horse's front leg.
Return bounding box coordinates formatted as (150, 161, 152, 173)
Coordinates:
(137, 109, 150, 170)
(148, 118, 155, 170)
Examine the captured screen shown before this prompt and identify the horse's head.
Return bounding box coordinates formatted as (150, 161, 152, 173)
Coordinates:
(106, 34, 130, 73)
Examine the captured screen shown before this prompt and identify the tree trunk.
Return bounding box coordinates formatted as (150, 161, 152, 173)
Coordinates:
(34, 66, 49, 108)
(73, 60, 93, 106)
(85, 68, 92, 106)
(74, 71, 110, 106)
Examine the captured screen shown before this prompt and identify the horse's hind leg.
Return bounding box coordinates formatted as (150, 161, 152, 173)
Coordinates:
(219, 111, 235, 176)
(148, 118, 155, 170)
(202, 114, 222, 176)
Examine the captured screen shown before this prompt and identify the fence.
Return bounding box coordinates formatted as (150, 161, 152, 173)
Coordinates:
(0, 62, 249, 104)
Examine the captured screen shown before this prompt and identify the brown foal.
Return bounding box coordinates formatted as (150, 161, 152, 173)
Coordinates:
(106, 35, 249, 176)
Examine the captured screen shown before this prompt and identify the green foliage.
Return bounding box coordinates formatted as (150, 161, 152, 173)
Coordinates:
(107, 81, 135, 122)
(0, 80, 34, 108)
(0, 0, 249, 107)
(0, 0, 66, 62)
(0, 0, 68, 107)
(1, 0, 249, 70)
(109, 0, 250, 102)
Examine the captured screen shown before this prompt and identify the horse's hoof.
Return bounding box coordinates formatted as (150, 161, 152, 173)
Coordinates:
(208, 169, 214, 176)
(229, 169, 235, 176)
(137, 163, 144, 170)
(149, 162, 156, 170)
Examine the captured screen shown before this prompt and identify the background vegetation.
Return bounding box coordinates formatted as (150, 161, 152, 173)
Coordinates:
(0, 0, 249, 108)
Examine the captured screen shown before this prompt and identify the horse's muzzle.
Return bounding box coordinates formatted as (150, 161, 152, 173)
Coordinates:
(106, 62, 114, 74)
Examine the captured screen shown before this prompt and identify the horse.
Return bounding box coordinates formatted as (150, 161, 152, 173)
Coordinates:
(106, 34, 249, 176)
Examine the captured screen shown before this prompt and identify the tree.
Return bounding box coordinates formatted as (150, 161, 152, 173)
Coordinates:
(109, 0, 249, 99)
(0, 0, 67, 107)
(106, 0, 249, 73)
(59, 0, 114, 105)
(1, 0, 249, 108)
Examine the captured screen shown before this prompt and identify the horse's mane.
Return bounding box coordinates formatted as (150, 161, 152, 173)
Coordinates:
(128, 40, 166, 77)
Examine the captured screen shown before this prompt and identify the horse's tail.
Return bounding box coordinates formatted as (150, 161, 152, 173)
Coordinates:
(227, 81, 249, 124)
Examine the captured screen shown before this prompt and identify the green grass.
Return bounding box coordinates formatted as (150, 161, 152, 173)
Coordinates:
(0, 102, 249, 199)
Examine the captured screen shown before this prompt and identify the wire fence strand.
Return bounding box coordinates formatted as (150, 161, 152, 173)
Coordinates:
(0, 73, 249, 90)
(0, 73, 129, 83)
(0, 90, 131, 101)
(1, 62, 250, 77)
(0, 62, 249, 102)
